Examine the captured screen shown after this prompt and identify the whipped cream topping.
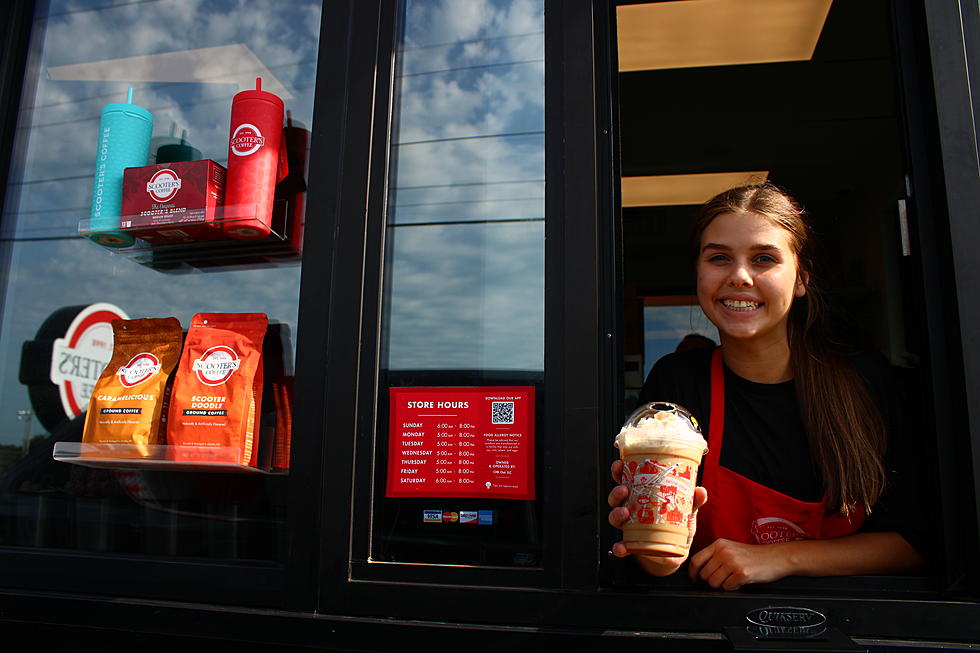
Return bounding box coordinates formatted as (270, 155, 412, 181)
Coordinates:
(615, 403, 707, 453)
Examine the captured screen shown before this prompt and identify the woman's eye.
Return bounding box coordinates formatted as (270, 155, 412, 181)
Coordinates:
(706, 254, 728, 263)
(754, 254, 777, 264)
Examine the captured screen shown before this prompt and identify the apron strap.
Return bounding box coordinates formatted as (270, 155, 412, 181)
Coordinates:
(704, 347, 725, 484)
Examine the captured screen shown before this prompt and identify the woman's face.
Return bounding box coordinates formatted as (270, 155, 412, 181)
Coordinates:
(696, 211, 806, 348)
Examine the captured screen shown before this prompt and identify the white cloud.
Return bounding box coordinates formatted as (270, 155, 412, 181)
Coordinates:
(383, 0, 545, 371)
(385, 221, 544, 370)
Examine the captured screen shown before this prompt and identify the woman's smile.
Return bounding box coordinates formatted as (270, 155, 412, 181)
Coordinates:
(697, 211, 805, 348)
(721, 298, 761, 312)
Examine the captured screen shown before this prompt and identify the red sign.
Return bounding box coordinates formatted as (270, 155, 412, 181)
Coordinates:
(386, 387, 535, 500)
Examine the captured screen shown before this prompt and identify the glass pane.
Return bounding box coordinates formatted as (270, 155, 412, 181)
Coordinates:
(0, 0, 321, 562)
(643, 303, 718, 380)
(373, 0, 545, 566)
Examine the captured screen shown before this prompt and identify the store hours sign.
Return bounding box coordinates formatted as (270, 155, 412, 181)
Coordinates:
(386, 387, 535, 500)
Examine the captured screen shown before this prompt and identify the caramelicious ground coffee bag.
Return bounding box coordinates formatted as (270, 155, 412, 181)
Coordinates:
(82, 317, 183, 457)
(167, 313, 267, 466)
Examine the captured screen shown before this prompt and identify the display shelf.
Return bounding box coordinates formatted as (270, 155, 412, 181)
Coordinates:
(78, 199, 302, 273)
(53, 441, 281, 474)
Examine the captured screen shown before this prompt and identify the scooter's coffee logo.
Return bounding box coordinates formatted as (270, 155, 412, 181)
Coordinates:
(49, 302, 130, 418)
(146, 169, 182, 202)
(117, 352, 162, 387)
(192, 345, 241, 386)
(750, 517, 807, 544)
(230, 123, 265, 156)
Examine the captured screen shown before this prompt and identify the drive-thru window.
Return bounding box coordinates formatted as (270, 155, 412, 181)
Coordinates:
(0, 1, 977, 649)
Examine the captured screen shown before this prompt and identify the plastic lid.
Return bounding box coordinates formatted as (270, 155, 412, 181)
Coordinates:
(233, 77, 284, 108)
(617, 402, 706, 449)
(101, 88, 152, 121)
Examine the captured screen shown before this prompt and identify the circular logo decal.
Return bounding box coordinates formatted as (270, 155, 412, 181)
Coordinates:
(146, 169, 182, 202)
(117, 352, 162, 387)
(230, 123, 266, 156)
(49, 303, 129, 417)
(192, 345, 241, 386)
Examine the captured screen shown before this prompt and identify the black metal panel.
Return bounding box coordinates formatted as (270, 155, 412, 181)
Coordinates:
(0, 0, 352, 611)
(1, 585, 980, 650)
(283, 0, 360, 613)
(0, 0, 39, 362)
(326, 0, 616, 594)
(0, 0, 976, 645)
(0, 549, 282, 606)
(546, 0, 620, 591)
(595, 0, 626, 590)
(312, 0, 385, 612)
(543, 0, 570, 590)
(890, 0, 972, 595)
(922, 0, 980, 594)
(0, 0, 35, 227)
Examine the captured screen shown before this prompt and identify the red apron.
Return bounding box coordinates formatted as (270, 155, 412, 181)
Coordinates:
(692, 348, 864, 551)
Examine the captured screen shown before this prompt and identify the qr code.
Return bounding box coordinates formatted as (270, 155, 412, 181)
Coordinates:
(491, 401, 515, 424)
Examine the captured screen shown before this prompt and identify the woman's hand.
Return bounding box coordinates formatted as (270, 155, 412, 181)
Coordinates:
(608, 459, 708, 577)
(687, 539, 792, 590)
(687, 531, 925, 591)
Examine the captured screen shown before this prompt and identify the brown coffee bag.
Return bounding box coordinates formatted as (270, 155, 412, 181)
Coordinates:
(82, 317, 183, 457)
(167, 313, 267, 466)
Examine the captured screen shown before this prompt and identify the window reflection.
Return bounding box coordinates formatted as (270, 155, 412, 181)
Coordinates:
(0, 0, 321, 562)
(374, 0, 545, 566)
(643, 303, 719, 380)
(383, 0, 545, 374)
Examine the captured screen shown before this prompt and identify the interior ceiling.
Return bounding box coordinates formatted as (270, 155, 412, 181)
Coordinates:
(618, 0, 904, 294)
(622, 170, 769, 207)
(617, 0, 832, 72)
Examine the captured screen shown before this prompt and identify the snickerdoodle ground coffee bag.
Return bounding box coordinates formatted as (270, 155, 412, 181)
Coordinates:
(167, 313, 267, 466)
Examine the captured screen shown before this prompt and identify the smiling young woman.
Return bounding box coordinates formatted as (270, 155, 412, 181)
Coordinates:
(692, 185, 889, 515)
(608, 184, 925, 590)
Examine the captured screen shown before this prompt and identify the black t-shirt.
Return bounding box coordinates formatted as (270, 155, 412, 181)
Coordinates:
(637, 347, 928, 556)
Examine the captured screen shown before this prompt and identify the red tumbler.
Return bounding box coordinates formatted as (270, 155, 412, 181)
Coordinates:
(223, 78, 284, 240)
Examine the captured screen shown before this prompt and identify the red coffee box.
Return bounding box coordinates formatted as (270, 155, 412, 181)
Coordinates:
(120, 160, 226, 244)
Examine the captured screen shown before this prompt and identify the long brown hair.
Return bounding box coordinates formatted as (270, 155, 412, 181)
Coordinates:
(693, 183, 886, 515)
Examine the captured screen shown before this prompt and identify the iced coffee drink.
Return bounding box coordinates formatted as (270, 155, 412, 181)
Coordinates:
(615, 402, 707, 557)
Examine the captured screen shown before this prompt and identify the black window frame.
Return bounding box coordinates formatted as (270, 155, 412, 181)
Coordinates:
(918, 0, 980, 597)
(0, 0, 976, 648)
(314, 0, 618, 611)
(0, 0, 344, 612)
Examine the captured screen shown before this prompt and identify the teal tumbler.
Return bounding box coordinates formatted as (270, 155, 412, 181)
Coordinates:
(89, 88, 153, 247)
